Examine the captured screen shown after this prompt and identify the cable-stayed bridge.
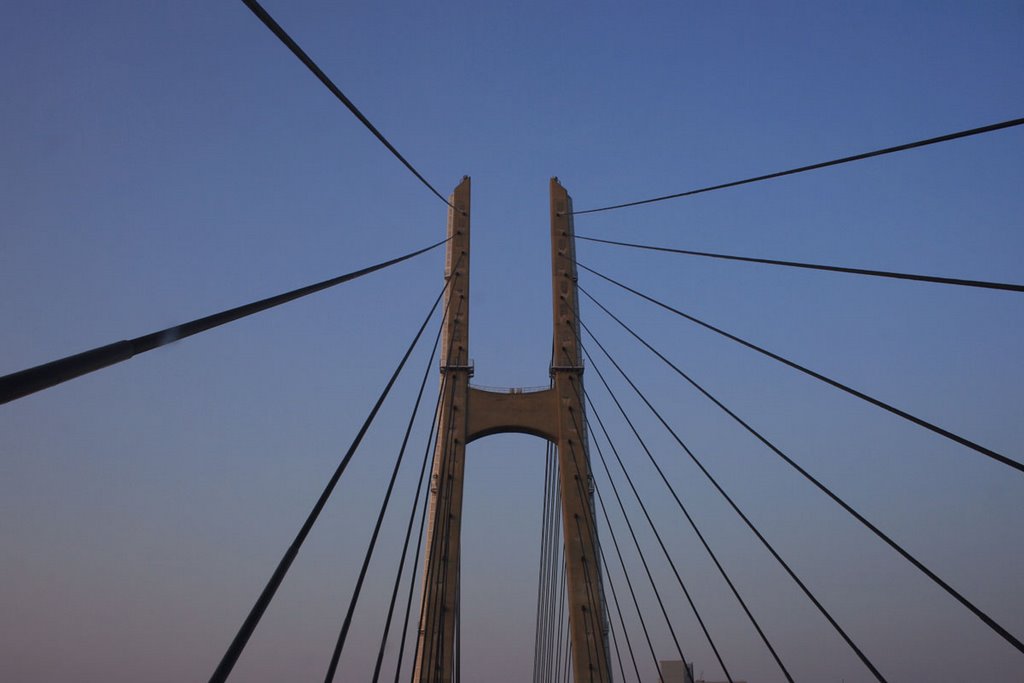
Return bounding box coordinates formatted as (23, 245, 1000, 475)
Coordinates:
(2, 3, 1022, 682)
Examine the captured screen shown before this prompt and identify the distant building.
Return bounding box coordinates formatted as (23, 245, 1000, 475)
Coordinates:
(659, 659, 694, 683)
(658, 660, 747, 683)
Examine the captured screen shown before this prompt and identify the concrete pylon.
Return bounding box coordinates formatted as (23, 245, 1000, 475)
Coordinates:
(413, 176, 472, 683)
(413, 178, 611, 683)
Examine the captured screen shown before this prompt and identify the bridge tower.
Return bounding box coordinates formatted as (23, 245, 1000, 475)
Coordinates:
(412, 177, 612, 682)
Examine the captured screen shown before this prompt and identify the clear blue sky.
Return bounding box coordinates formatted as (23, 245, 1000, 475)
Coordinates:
(1, 2, 1022, 681)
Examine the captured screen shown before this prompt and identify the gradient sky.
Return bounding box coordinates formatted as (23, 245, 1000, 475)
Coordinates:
(1, 2, 1022, 682)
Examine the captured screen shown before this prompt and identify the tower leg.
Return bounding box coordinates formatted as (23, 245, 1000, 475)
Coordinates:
(414, 177, 471, 683)
(550, 178, 612, 682)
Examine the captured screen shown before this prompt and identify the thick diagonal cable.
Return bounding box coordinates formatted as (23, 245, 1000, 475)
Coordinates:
(579, 372, 790, 681)
(571, 116, 1024, 215)
(322, 272, 456, 681)
(578, 236, 1024, 293)
(1, 239, 448, 405)
(578, 263, 1024, 475)
(239, 0, 456, 210)
(583, 289, 1024, 658)
(579, 321, 888, 682)
(369, 272, 464, 683)
(570, 382, 732, 682)
(208, 279, 448, 683)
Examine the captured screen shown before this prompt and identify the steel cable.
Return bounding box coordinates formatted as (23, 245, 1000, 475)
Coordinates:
(582, 288, 1024, 659)
(371, 272, 465, 683)
(239, 0, 457, 210)
(1, 238, 448, 405)
(208, 277, 448, 683)
(580, 379, 790, 681)
(577, 235, 1024, 293)
(571, 117, 1024, 215)
(323, 270, 459, 681)
(578, 320, 888, 683)
(578, 263, 1024, 475)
